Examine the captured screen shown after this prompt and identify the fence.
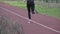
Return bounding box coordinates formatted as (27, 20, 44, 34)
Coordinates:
(35, 0, 60, 8)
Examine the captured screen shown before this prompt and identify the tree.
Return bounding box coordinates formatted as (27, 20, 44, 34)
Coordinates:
(56, 0, 58, 3)
(46, 0, 48, 3)
(51, 0, 53, 3)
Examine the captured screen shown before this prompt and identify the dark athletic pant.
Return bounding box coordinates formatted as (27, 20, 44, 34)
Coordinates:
(27, 3, 35, 19)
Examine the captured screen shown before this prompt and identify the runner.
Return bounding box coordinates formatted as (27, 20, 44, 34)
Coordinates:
(24, 0, 35, 23)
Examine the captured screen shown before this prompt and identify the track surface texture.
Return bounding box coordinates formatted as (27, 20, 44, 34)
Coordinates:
(0, 2, 60, 34)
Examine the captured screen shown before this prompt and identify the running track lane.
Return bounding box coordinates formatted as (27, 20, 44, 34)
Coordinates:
(0, 2, 60, 34)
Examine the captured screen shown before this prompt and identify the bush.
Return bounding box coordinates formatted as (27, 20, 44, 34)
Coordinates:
(0, 16, 24, 34)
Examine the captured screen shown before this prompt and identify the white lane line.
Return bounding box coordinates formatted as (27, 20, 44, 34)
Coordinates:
(0, 7, 60, 33)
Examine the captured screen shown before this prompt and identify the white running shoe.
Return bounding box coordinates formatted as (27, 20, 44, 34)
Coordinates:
(28, 19, 32, 24)
(28, 21, 31, 24)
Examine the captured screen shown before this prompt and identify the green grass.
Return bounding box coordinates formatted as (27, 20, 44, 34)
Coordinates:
(35, 5, 60, 18)
(4, 1, 60, 18)
(4, 1, 26, 9)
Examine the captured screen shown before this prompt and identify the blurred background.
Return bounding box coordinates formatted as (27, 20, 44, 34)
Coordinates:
(0, 0, 60, 18)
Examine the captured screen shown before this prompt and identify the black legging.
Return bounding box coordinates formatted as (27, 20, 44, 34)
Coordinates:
(27, 3, 35, 19)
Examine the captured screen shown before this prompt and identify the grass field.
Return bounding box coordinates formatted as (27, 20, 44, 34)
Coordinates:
(4, 1, 60, 18)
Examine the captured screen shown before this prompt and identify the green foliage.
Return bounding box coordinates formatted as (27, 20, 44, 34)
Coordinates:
(0, 16, 24, 34)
